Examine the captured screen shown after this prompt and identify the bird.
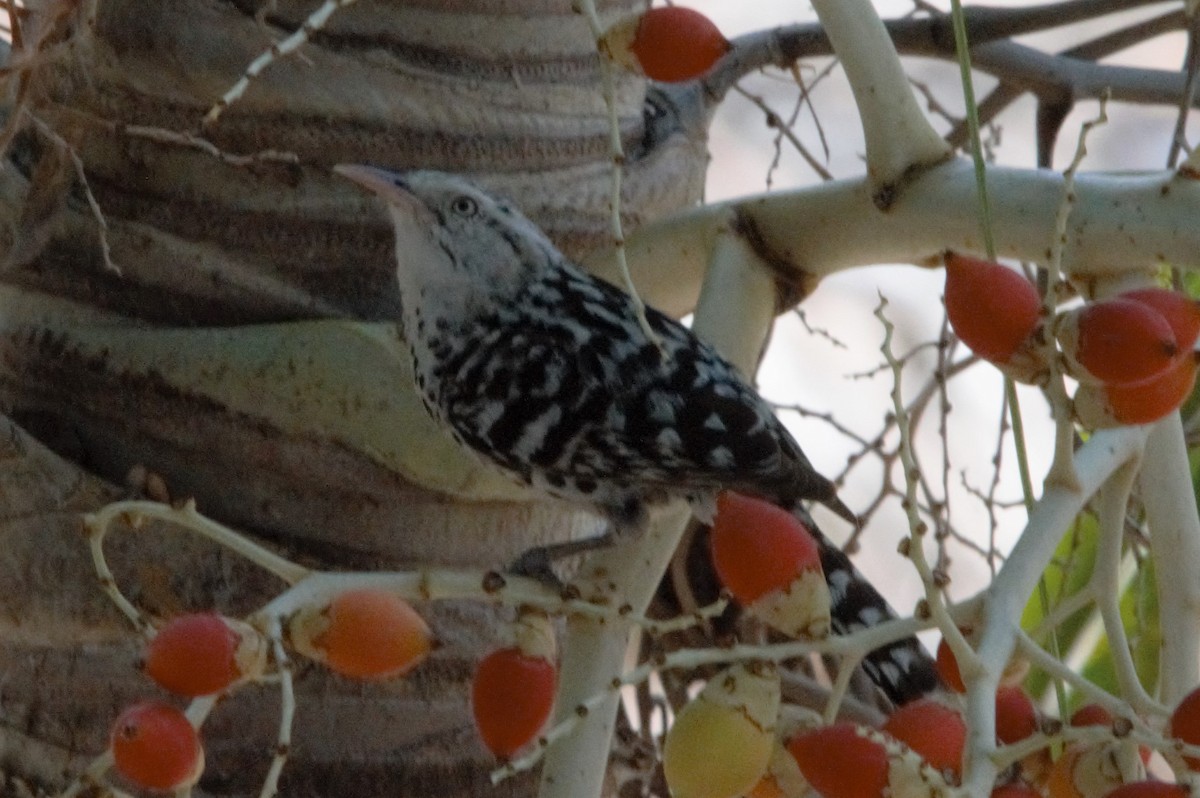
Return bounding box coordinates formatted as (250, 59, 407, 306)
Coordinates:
(334, 165, 938, 705)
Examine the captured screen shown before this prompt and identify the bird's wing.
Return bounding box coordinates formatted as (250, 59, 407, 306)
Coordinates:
(438, 273, 837, 508)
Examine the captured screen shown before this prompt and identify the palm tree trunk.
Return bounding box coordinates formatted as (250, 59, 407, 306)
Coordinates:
(0, 1, 708, 794)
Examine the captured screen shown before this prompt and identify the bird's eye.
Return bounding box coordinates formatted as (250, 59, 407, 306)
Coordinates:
(451, 196, 478, 216)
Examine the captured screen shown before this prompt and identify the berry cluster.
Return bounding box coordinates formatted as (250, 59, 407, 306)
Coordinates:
(101, 592, 559, 794)
(944, 252, 1200, 426)
(103, 592, 439, 793)
(778, 645, 1200, 798)
(76, 499, 563, 797)
(70, 484, 1200, 798)
(680, 492, 1200, 798)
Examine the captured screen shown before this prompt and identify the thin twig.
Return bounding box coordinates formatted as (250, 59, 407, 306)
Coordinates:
(26, 112, 119, 274)
(576, 0, 662, 351)
(875, 294, 976, 674)
(204, 0, 361, 125)
(122, 124, 300, 167)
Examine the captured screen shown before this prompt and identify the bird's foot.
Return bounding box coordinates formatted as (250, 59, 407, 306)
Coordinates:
(507, 533, 616, 587)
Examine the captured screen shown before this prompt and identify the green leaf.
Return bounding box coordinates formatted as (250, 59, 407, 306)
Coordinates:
(1020, 513, 1100, 703)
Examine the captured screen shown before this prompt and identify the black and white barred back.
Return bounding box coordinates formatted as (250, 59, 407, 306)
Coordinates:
(336, 166, 939, 705)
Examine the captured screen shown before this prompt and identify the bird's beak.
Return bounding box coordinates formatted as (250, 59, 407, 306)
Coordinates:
(333, 164, 413, 205)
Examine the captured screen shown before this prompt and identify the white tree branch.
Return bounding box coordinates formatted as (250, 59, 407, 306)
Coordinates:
(806, 0, 952, 204)
(1093, 458, 1158, 714)
(585, 162, 1200, 319)
(537, 224, 781, 798)
(961, 427, 1149, 794)
(1139, 417, 1200, 704)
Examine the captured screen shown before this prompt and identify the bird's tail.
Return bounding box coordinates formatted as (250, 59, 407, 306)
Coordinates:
(791, 502, 940, 706)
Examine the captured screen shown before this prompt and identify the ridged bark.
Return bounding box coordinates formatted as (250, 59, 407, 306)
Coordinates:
(0, 1, 708, 795)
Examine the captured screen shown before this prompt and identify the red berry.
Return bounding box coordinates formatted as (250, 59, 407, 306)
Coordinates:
(1107, 352, 1198, 423)
(472, 647, 557, 758)
(994, 686, 1038, 745)
(628, 7, 729, 82)
(710, 491, 829, 639)
(110, 701, 203, 792)
(1121, 288, 1200, 350)
(1101, 783, 1189, 798)
(290, 588, 432, 680)
(1170, 685, 1200, 770)
(881, 698, 966, 775)
(992, 785, 1043, 798)
(145, 613, 265, 697)
(787, 723, 889, 798)
(1059, 298, 1178, 385)
(935, 637, 966, 693)
(1070, 703, 1115, 727)
(710, 492, 821, 604)
(943, 252, 1041, 363)
(1075, 352, 1198, 427)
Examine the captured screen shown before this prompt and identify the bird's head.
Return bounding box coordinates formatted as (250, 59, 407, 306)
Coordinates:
(334, 166, 557, 310)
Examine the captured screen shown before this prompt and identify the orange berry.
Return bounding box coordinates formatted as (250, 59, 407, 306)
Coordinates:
(935, 637, 966, 693)
(745, 774, 787, 798)
(110, 701, 203, 793)
(1058, 298, 1178, 385)
(145, 613, 266, 697)
(1046, 746, 1082, 798)
(943, 252, 1041, 364)
(995, 686, 1038, 745)
(787, 723, 889, 798)
(1121, 288, 1200, 350)
(472, 647, 557, 758)
(1075, 352, 1198, 427)
(745, 742, 807, 798)
(290, 588, 432, 680)
(1170, 685, 1200, 770)
(1047, 742, 1147, 798)
(881, 698, 966, 775)
(602, 7, 729, 83)
(710, 491, 829, 638)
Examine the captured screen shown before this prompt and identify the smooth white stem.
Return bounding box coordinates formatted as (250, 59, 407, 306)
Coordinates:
(1093, 460, 1157, 714)
(537, 505, 692, 798)
(87, 499, 310, 586)
(258, 620, 295, 798)
(807, 0, 950, 199)
(1139, 417, 1200, 704)
(1015, 629, 1165, 724)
